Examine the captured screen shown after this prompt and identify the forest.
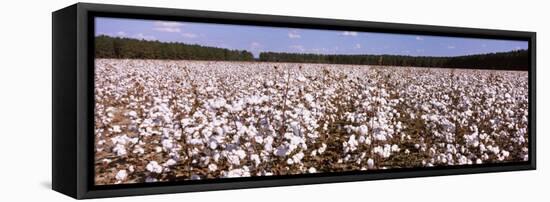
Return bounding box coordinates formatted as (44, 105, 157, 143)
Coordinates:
(95, 35, 528, 70)
(95, 35, 254, 61)
(259, 51, 528, 70)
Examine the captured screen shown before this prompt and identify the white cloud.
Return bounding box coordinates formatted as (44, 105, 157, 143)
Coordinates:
(181, 33, 198, 38)
(154, 27, 181, 33)
(154, 21, 183, 27)
(290, 45, 305, 52)
(355, 43, 361, 49)
(341, 31, 358, 36)
(447, 45, 456, 49)
(133, 33, 156, 41)
(250, 42, 261, 48)
(288, 30, 301, 39)
(116, 31, 126, 36)
(415, 36, 424, 41)
(153, 21, 183, 33)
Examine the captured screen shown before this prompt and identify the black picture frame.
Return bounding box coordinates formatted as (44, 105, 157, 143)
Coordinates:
(52, 2, 536, 199)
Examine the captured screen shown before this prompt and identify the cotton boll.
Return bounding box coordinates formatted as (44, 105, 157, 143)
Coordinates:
(164, 159, 177, 167)
(318, 143, 327, 154)
(128, 111, 137, 118)
(292, 152, 305, 164)
(133, 146, 145, 155)
(112, 144, 127, 156)
(209, 140, 218, 150)
(250, 154, 261, 166)
(224, 167, 251, 178)
(287, 158, 295, 165)
(346, 135, 359, 152)
(208, 164, 218, 172)
(359, 125, 368, 136)
(391, 144, 400, 152)
(304, 94, 314, 102)
(115, 170, 127, 181)
(146, 161, 163, 173)
(308, 167, 317, 173)
(367, 158, 374, 169)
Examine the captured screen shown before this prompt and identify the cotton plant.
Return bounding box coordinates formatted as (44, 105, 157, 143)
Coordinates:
(94, 59, 529, 185)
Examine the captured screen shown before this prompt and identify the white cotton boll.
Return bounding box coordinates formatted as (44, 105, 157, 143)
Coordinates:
(501, 150, 510, 158)
(250, 154, 261, 166)
(161, 139, 173, 150)
(310, 150, 317, 157)
(458, 155, 468, 165)
(208, 164, 218, 172)
(224, 168, 251, 178)
(304, 94, 314, 102)
(155, 146, 163, 153)
(358, 135, 366, 144)
(359, 125, 368, 136)
(254, 135, 264, 144)
(292, 152, 305, 164)
(476, 159, 482, 164)
(215, 126, 224, 136)
(213, 152, 221, 162)
(209, 140, 218, 150)
(133, 146, 145, 155)
(128, 165, 135, 173)
(146, 161, 163, 173)
(391, 144, 400, 152)
(164, 159, 177, 167)
(112, 125, 122, 133)
(236, 149, 247, 159)
(209, 98, 226, 109)
(308, 167, 317, 173)
(113, 144, 127, 156)
(346, 135, 359, 152)
(318, 143, 327, 154)
(264, 136, 274, 152)
(479, 144, 486, 153)
(367, 158, 374, 169)
(128, 111, 137, 118)
(227, 154, 241, 165)
(286, 158, 294, 165)
(115, 170, 127, 181)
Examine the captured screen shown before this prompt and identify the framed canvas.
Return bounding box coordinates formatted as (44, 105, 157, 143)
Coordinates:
(52, 3, 536, 199)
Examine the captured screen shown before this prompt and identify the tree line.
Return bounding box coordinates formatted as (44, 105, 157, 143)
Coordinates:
(96, 35, 528, 70)
(259, 50, 528, 70)
(95, 35, 254, 61)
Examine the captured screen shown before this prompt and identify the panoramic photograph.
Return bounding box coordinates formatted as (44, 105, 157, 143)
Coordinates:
(93, 17, 529, 185)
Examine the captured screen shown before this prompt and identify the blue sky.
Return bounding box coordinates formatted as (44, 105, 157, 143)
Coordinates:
(96, 17, 528, 58)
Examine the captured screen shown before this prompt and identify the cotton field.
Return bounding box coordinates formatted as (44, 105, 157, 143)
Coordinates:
(94, 59, 529, 185)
